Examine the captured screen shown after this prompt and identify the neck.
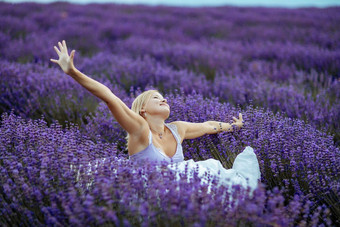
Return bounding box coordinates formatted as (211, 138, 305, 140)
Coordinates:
(147, 117, 165, 137)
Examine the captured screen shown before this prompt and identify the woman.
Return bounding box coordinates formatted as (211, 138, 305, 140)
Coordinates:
(51, 40, 261, 191)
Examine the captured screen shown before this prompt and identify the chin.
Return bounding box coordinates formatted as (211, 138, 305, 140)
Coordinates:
(162, 110, 170, 119)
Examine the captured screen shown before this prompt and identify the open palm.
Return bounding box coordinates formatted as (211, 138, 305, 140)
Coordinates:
(50, 40, 76, 75)
(232, 113, 244, 129)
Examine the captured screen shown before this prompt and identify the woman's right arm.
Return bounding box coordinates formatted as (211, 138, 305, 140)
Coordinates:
(50, 40, 148, 136)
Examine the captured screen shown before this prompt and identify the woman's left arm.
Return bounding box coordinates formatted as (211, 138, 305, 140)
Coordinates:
(172, 113, 243, 140)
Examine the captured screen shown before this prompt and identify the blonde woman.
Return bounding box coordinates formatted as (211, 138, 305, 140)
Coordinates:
(51, 40, 261, 191)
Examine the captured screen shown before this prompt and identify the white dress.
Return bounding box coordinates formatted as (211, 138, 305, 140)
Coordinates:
(81, 122, 261, 195)
(129, 124, 261, 194)
(167, 146, 261, 193)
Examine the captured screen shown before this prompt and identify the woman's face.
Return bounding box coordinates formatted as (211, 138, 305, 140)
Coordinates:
(143, 92, 170, 118)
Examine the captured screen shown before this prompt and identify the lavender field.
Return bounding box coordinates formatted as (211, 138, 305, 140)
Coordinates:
(0, 2, 340, 226)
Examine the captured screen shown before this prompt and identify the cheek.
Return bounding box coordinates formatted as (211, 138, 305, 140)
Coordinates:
(145, 100, 157, 110)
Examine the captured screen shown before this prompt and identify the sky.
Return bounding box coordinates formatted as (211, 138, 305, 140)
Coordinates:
(2, 0, 340, 8)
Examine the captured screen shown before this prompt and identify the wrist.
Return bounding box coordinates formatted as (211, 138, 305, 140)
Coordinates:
(221, 122, 233, 132)
(67, 67, 78, 77)
(227, 123, 234, 132)
(232, 123, 242, 129)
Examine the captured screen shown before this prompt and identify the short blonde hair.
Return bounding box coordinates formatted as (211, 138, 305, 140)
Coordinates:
(131, 89, 158, 116)
(126, 89, 158, 148)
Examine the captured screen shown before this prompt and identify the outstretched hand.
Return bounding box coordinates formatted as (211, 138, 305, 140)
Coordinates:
(50, 40, 76, 75)
(231, 113, 244, 129)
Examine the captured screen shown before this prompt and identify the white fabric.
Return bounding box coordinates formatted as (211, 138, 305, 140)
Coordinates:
(167, 146, 261, 193)
(76, 146, 261, 199)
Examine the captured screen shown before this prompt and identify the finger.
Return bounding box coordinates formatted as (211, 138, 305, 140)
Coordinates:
(239, 113, 243, 119)
(54, 46, 61, 55)
(63, 40, 68, 54)
(233, 117, 238, 121)
(50, 59, 58, 63)
(70, 50, 75, 59)
(58, 41, 63, 52)
(70, 50, 75, 64)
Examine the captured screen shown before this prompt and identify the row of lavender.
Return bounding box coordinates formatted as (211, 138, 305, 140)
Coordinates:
(1, 93, 338, 225)
(1, 61, 339, 223)
(1, 3, 340, 51)
(1, 61, 339, 224)
(0, 2, 339, 225)
(1, 2, 339, 143)
(1, 52, 339, 145)
(1, 2, 339, 76)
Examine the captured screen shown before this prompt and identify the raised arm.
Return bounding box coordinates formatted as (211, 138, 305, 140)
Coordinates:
(172, 113, 243, 141)
(50, 40, 148, 136)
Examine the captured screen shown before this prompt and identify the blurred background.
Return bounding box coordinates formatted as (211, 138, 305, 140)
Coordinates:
(1, 0, 340, 225)
(2, 0, 340, 7)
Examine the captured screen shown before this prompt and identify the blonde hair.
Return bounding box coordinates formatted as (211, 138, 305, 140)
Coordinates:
(131, 89, 158, 116)
(126, 89, 158, 148)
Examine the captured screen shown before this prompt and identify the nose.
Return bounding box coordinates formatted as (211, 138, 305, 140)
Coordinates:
(162, 98, 167, 103)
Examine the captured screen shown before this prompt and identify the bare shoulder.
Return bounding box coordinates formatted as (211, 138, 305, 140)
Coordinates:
(168, 121, 186, 140)
(169, 121, 210, 140)
(168, 121, 185, 130)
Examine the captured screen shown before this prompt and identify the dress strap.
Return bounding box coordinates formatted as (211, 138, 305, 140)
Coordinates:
(148, 130, 153, 145)
(165, 123, 181, 143)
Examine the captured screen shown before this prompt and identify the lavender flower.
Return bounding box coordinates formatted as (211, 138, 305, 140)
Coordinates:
(0, 2, 339, 225)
